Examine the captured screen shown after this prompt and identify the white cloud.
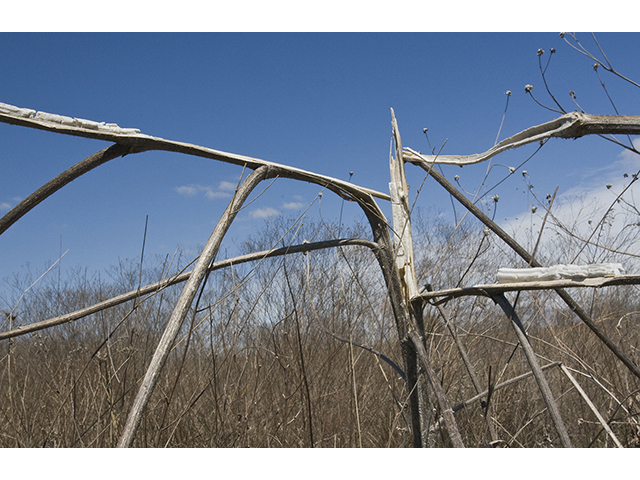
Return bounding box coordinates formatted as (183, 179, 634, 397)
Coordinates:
(500, 140, 640, 263)
(175, 185, 199, 196)
(175, 184, 231, 200)
(249, 207, 279, 219)
(282, 201, 304, 210)
(0, 202, 11, 211)
(218, 181, 237, 192)
(205, 190, 231, 200)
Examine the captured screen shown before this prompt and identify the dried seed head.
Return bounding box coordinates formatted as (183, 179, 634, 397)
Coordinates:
(509, 167, 516, 174)
(593, 63, 599, 71)
(537, 48, 545, 56)
(423, 128, 428, 133)
(525, 84, 533, 93)
(550, 48, 556, 54)
(569, 90, 575, 98)
(532, 206, 537, 213)
(559, 32, 565, 38)
(492, 194, 499, 202)
(506, 90, 512, 96)
(606, 183, 612, 189)
(522, 170, 528, 176)
(454, 175, 460, 181)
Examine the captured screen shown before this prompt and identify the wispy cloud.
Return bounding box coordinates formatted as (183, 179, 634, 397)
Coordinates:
(175, 185, 199, 196)
(249, 207, 279, 219)
(282, 201, 304, 210)
(501, 140, 640, 261)
(218, 181, 237, 192)
(0, 202, 11, 211)
(174, 184, 231, 200)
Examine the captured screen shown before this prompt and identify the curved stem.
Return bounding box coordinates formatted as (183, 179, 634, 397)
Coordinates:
(0, 143, 137, 235)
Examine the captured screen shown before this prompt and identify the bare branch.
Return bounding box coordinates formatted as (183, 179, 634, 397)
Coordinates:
(404, 112, 640, 166)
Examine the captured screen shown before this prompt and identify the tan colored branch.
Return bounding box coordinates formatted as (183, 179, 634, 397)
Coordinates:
(404, 112, 640, 165)
(0, 107, 389, 202)
(0, 238, 378, 342)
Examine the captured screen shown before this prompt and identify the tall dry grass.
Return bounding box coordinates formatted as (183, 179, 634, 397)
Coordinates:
(1, 214, 639, 447)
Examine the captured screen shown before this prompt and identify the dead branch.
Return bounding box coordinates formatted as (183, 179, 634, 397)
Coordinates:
(403, 112, 640, 165)
(117, 166, 273, 447)
(0, 238, 378, 341)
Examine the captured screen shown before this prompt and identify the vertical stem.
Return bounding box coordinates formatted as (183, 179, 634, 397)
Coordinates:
(491, 293, 572, 447)
(559, 364, 623, 448)
(427, 285, 499, 444)
(117, 165, 272, 447)
(408, 330, 465, 447)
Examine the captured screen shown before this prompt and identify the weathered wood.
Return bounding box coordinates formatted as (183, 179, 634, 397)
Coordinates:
(0, 110, 389, 209)
(408, 330, 465, 448)
(420, 275, 640, 303)
(390, 109, 426, 447)
(117, 166, 273, 447)
(403, 112, 640, 166)
(491, 293, 572, 447)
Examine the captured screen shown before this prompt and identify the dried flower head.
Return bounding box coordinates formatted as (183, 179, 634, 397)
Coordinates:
(525, 84, 533, 93)
(506, 90, 512, 96)
(423, 128, 428, 133)
(522, 170, 528, 176)
(483, 228, 490, 236)
(606, 183, 612, 189)
(550, 48, 556, 54)
(593, 63, 599, 71)
(546, 193, 552, 200)
(569, 90, 575, 98)
(532, 206, 537, 213)
(624, 173, 629, 178)
(559, 32, 565, 38)
(454, 175, 460, 181)
(537, 48, 544, 56)
(509, 167, 516, 174)
(492, 194, 499, 202)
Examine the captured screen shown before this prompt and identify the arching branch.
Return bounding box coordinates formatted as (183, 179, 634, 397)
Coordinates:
(404, 112, 640, 166)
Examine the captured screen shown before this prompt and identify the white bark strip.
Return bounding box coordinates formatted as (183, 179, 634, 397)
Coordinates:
(0, 107, 389, 202)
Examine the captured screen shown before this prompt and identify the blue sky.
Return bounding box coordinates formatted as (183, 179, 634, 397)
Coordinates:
(2, 30, 640, 303)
